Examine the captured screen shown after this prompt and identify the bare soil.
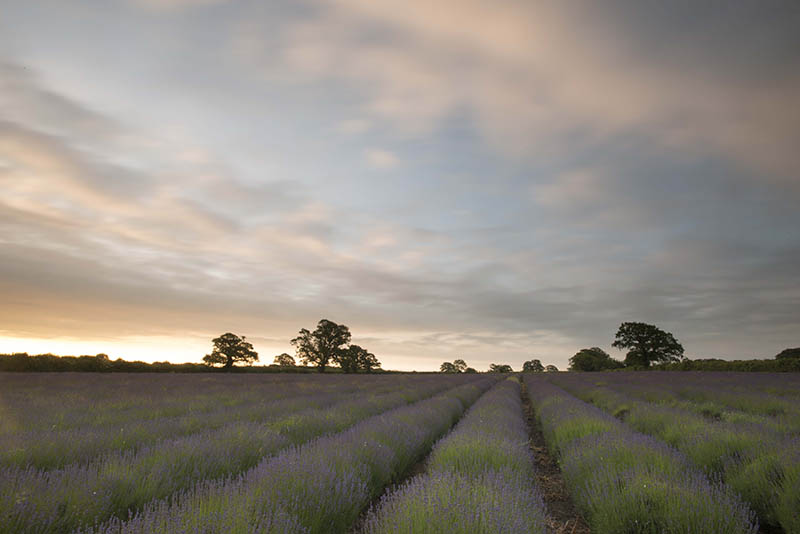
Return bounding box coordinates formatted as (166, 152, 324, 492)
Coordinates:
(521, 381, 592, 534)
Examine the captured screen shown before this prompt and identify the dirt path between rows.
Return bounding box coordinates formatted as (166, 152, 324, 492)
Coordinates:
(521, 381, 592, 534)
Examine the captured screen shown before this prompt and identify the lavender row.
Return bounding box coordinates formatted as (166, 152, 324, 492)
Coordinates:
(525, 376, 758, 534)
(0, 373, 370, 436)
(1, 376, 413, 469)
(362, 377, 548, 534)
(550, 373, 800, 533)
(82, 377, 498, 534)
(1, 375, 482, 534)
(578, 371, 800, 427)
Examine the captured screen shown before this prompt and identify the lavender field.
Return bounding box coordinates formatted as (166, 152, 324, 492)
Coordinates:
(1, 372, 799, 533)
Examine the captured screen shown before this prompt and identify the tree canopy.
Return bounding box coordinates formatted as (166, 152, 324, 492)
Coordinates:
(291, 319, 351, 372)
(775, 348, 800, 360)
(569, 347, 624, 371)
(440, 361, 458, 373)
(612, 322, 684, 368)
(545, 364, 559, 372)
(335, 344, 381, 373)
(357, 349, 381, 373)
(273, 353, 295, 366)
(522, 359, 544, 372)
(488, 363, 513, 373)
(440, 359, 469, 373)
(203, 333, 258, 369)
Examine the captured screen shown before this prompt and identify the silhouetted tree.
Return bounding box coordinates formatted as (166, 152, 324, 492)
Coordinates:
(203, 333, 258, 369)
(488, 363, 513, 373)
(464, 367, 478, 373)
(440, 361, 458, 373)
(273, 353, 295, 366)
(612, 322, 684, 368)
(545, 364, 559, 372)
(440, 359, 468, 373)
(335, 345, 360, 373)
(523, 359, 544, 372)
(569, 347, 624, 371)
(775, 348, 800, 360)
(335, 344, 380, 373)
(291, 319, 351, 372)
(357, 348, 381, 373)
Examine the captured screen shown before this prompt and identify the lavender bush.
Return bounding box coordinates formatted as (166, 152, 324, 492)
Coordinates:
(1, 374, 484, 534)
(82, 378, 495, 534)
(363, 378, 548, 534)
(550, 372, 800, 532)
(526, 376, 758, 534)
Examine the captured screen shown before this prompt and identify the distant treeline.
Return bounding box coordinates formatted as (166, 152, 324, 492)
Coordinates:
(653, 358, 800, 372)
(0, 353, 348, 373)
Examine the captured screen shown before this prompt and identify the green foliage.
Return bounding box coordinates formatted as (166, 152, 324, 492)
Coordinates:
(582, 467, 755, 534)
(545, 365, 559, 372)
(775, 347, 800, 360)
(654, 358, 800, 372)
(612, 322, 684, 368)
(522, 359, 544, 372)
(727, 454, 787, 526)
(203, 333, 259, 369)
(569, 347, 624, 371)
(364, 471, 547, 534)
(488, 363, 513, 373)
(291, 319, 351, 372)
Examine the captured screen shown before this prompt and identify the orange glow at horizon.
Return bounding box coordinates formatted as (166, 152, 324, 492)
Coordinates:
(0, 335, 215, 365)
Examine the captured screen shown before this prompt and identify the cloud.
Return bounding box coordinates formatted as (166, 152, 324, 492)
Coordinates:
(2, 1, 799, 371)
(337, 118, 371, 135)
(365, 148, 398, 169)
(269, 0, 800, 184)
(128, 0, 232, 11)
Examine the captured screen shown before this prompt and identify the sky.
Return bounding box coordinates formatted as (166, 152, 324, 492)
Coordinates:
(1, 1, 799, 371)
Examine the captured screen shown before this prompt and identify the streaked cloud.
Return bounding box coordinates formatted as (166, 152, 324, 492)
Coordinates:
(275, 0, 800, 182)
(0, 2, 798, 370)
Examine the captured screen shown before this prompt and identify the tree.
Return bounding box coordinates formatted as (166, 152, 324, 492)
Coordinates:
(440, 359, 468, 373)
(334, 344, 380, 373)
(775, 348, 800, 360)
(291, 319, 351, 372)
(273, 353, 295, 366)
(488, 363, 513, 373)
(523, 359, 544, 372)
(335, 345, 362, 373)
(569, 347, 624, 371)
(612, 322, 684, 368)
(545, 365, 559, 372)
(440, 361, 458, 373)
(464, 367, 478, 373)
(203, 333, 259, 369)
(357, 349, 381, 373)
